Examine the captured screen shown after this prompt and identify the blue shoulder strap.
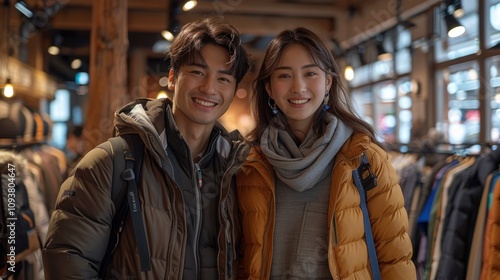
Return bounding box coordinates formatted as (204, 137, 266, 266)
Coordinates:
(352, 152, 381, 280)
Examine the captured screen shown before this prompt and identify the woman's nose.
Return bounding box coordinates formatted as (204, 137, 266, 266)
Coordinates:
(292, 77, 306, 93)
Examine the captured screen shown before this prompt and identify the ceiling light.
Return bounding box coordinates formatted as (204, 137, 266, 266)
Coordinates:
(452, 0, 464, 18)
(375, 33, 393, 61)
(377, 42, 392, 61)
(71, 59, 82, 69)
(344, 65, 354, 81)
(14, 1, 33, 18)
(161, 30, 175, 41)
(182, 1, 197, 11)
(48, 34, 63, 55)
(444, 13, 465, 38)
(48, 45, 60, 55)
(4, 78, 14, 98)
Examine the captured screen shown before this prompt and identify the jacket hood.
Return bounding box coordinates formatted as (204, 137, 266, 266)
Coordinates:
(114, 98, 169, 137)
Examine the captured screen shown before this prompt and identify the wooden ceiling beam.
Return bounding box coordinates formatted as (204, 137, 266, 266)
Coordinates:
(50, 7, 167, 32)
(55, 0, 169, 10)
(192, 1, 341, 18)
(180, 13, 335, 37)
(50, 7, 334, 36)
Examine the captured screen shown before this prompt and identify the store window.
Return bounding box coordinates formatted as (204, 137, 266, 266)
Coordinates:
(371, 60, 394, 81)
(434, 1, 479, 62)
(397, 77, 414, 143)
(348, 27, 412, 144)
(486, 0, 500, 48)
(373, 81, 397, 143)
(395, 49, 412, 75)
(349, 64, 371, 88)
(352, 87, 375, 127)
(436, 61, 480, 144)
(487, 56, 500, 142)
(395, 28, 412, 75)
(49, 89, 70, 149)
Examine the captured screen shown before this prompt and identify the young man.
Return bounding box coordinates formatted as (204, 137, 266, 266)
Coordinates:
(43, 18, 250, 279)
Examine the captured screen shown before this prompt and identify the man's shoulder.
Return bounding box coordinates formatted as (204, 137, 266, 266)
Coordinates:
(70, 142, 115, 173)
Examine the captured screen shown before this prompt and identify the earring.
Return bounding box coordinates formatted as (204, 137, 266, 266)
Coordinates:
(323, 93, 330, 112)
(268, 97, 278, 115)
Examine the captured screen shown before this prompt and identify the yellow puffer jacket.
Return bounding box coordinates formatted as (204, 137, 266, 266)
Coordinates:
(236, 133, 416, 280)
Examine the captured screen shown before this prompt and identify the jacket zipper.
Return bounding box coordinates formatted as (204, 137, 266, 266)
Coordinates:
(194, 162, 202, 279)
(328, 155, 355, 280)
(196, 163, 203, 188)
(219, 141, 247, 279)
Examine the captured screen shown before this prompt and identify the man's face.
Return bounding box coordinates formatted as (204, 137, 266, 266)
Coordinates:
(169, 44, 237, 128)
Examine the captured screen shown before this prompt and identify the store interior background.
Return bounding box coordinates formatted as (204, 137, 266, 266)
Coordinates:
(1, 0, 500, 153)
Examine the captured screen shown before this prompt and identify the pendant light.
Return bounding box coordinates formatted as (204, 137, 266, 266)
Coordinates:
(4, 78, 14, 98)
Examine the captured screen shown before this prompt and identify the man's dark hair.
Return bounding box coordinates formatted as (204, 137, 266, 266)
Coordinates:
(169, 17, 250, 84)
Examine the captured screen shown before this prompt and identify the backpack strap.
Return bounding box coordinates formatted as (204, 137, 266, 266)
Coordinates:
(97, 134, 150, 278)
(122, 147, 151, 272)
(352, 152, 381, 280)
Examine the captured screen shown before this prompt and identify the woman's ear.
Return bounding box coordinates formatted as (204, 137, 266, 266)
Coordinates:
(326, 74, 333, 91)
(265, 82, 273, 98)
(168, 69, 175, 90)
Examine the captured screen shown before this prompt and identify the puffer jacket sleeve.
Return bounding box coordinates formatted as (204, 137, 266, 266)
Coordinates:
(43, 146, 115, 279)
(367, 143, 416, 279)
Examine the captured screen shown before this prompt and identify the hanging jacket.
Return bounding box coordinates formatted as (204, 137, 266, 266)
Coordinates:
(480, 172, 500, 279)
(237, 133, 416, 280)
(436, 149, 500, 280)
(43, 98, 249, 279)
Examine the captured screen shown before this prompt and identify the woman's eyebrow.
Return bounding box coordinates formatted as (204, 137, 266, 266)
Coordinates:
(275, 64, 317, 70)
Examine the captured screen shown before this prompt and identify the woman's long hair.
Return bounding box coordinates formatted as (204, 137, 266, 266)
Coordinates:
(247, 27, 381, 147)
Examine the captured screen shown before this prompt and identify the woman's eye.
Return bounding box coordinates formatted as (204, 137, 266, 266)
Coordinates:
(305, 72, 317, 77)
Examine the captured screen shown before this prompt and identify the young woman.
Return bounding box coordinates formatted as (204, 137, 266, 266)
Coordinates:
(237, 28, 416, 279)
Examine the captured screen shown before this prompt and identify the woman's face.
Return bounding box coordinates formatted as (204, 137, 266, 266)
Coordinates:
(266, 44, 332, 134)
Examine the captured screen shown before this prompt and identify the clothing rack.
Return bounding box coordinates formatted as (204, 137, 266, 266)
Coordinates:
(388, 146, 500, 280)
(0, 139, 46, 151)
(385, 142, 498, 157)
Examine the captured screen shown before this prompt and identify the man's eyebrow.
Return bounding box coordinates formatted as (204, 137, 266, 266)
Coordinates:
(189, 62, 207, 68)
(189, 62, 233, 76)
(218, 69, 232, 76)
(190, 62, 232, 76)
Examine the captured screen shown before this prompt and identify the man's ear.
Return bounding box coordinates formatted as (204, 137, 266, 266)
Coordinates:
(168, 69, 175, 90)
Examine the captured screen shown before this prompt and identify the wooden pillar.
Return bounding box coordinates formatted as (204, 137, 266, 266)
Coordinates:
(128, 48, 148, 99)
(84, 0, 129, 151)
(25, 32, 45, 70)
